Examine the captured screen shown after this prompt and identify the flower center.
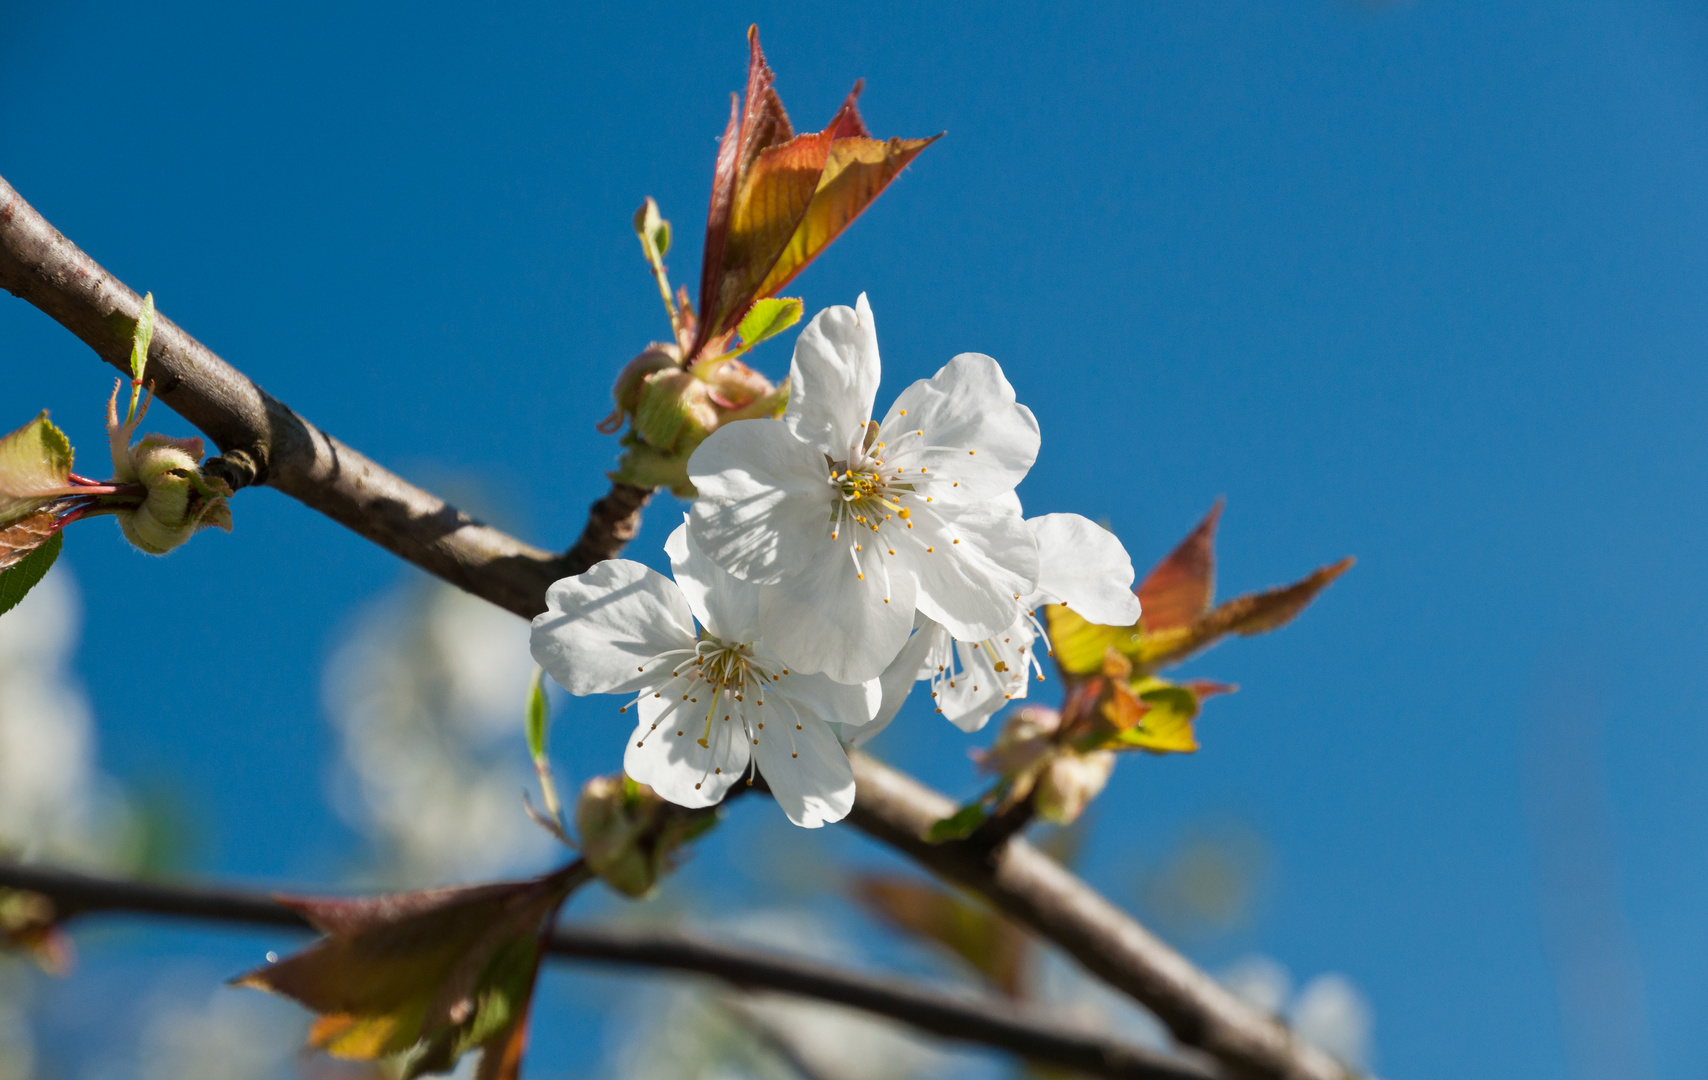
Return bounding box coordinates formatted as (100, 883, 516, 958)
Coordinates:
(689, 636, 777, 694)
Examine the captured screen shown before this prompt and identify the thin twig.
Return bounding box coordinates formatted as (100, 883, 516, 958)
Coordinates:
(0, 173, 1357, 1080)
(0, 862, 1217, 1080)
(0, 174, 636, 618)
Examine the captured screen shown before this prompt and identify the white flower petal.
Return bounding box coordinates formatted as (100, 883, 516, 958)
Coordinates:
(666, 518, 761, 642)
(752, 707, 855, 828)
(776, 669, 879, 731)
(784, 294, 881, 458)
(530, 561, 696, 697)
(858, 619, 942, 744)
(906, 501, 1039, 642)
(759, 544, 918, 684)
(877, 353, 1039, 502)
(1027, 513, 1143, 625)
(688, 419, 834, 585)
(623, 691, 750, 808)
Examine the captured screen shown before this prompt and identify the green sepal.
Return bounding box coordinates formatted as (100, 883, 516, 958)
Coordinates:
(736, 296, 803, 350)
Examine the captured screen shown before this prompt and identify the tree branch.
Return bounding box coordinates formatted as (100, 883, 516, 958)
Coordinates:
(0, 173, 1358, 1080)
(0, 862, 1217, 1080)
(0, 173, 638, 618)
(844, 752, 1356, 1080)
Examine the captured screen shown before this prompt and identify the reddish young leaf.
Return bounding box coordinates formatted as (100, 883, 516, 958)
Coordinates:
(689, 28, 938, 359)
(693, 27, 799, 356)
(1138, 499, 1222, 634)
(235, 865, 586, 1080)
(1209, 557, 1355, 638)
(1141, 556, 1355, 670)
(1183, 680, 1238, 702)
(707, 128, 836, 346)
(755, 131, 941, 302)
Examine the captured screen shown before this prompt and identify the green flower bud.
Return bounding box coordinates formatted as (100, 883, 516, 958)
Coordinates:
(602, 339, 788, 497)
(105, 382, 232, 556)
(634, 369, 720, 453)
(599, 344, 684, 435)
(691, 356, 774, 412)
(575, 773, 716, 898)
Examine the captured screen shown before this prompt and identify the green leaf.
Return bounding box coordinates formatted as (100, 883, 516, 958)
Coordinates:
(130, 292, 156, 383)
(924, 801, 989, 844)
(0, 413, 74, 527)
(0, 532, 62, 618)
(128, 293, 156, 422)
(736, 296, 803, 349)
(524, 668, 549, 761)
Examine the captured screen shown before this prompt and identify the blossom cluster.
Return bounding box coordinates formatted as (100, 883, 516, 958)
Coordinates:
(531, 296, 1141, 827)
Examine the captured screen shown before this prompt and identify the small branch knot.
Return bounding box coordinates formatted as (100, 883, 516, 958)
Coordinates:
(202, 448, 266, 491)
(563, 482, 655, 574)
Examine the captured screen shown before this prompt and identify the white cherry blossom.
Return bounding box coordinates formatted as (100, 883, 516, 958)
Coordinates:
(530, 522, 878, 828)
(860, 513, 1143, 740)
(687, 295, 1042, 684)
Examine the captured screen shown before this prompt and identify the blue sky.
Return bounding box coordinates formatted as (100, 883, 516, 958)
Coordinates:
(6, 1, 1708, 1076)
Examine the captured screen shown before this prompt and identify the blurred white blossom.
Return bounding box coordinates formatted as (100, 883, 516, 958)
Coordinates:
(0, 567, 131, 867)
(1290, 973, 1373, 1072)
(609, 912, 962, 1080)
(0, 966, 34, 1080)
(324, 577, 554, 886)
(1218, 954, 1293, 1017)
(1219, 956, 1374, 1072)
(131, 986, 302, 1080)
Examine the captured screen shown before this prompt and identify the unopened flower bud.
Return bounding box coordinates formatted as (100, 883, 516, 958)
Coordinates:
(606, 349, 787, 497)
(692, 356, 774, 412)
(1034, 749, 1116, 825)
(634, 369, 720, 453)
(599, 344, 683, 434)
(575, 773, 715, 897)
(975, 705, 1063, 776)
(106, 383, 233, 556)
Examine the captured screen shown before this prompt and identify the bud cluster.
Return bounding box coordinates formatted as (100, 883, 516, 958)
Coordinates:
(601, 344, 787, 497)
(575, 773, 719, 897)
(106, 382, 232, 554)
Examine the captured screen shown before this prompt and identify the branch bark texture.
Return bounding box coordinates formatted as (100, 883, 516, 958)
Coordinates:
(0, 173, 633, 618)
(0, 863, 1216, 1080)
(844, 752, 1355, 1080)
